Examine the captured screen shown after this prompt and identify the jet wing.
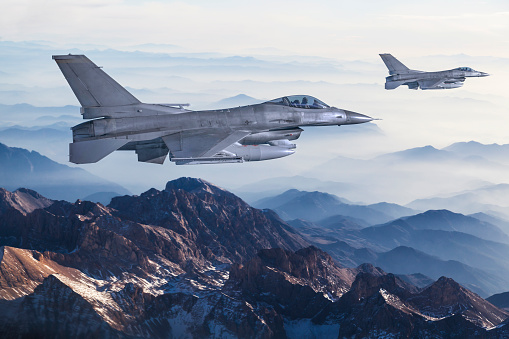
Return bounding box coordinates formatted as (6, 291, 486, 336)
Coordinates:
(162, 129, 251, 159)
(417, 78, 446, 89)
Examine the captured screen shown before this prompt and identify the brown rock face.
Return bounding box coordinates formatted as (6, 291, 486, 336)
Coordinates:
(109, 177, 309, 265)
(0, 187, 53, 216)
(410, 276, 509, 329)
(0, 274, 124, 338)
(315, 272, 509, 338)
(0, 246, 64, 300)
(230, 246, 356, 298)
(0, 178, 507, 338)
(0, 178, 313, 338)
(227, 246, 358, 320)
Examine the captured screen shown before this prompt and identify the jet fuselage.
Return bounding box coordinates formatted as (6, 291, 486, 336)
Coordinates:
(76, 103, 366, 143)
(380, 54, 489, 90)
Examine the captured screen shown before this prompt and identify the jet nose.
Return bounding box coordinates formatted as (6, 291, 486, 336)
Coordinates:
(345, 111, 373, 125)
(480, 72, 490, 77)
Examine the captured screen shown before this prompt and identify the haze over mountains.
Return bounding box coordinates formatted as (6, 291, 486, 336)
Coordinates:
(3, 102, 509, 214)
(0, 41, 508, 206)
(0, 41, 507, 192)
(256, 188, 509, 298)
(0, 142, 129, 202)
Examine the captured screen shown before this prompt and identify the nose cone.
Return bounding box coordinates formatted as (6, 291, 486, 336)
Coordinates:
(479, 72, 490, 77)
(345, 111, 373, 125)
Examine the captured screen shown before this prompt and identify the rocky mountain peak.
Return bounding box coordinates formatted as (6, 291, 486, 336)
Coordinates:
(346, 271, 417, 302)
(356, 262, 386, 276)
(0, 187, 53, 215)
(408, 276, 509, 328)
(164, 177, 229, 196)
(416, 276, 473, 306)
(109, 181, 308, 266)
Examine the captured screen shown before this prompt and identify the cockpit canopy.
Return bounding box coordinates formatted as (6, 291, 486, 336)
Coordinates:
(265, 95, 330, 109)
(456, 67, 474, 72)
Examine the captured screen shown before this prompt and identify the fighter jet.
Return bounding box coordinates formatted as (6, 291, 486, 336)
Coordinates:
(380, 53, 489, 90)
(53, 54, 373, 165)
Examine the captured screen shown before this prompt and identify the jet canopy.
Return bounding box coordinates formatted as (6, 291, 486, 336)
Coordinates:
(265, 95, 330, 109)
(456, 67, 474, 72)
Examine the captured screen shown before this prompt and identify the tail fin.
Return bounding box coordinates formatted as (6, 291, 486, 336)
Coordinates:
(379, 54, 410, 75)
(53, 55, 140, 107)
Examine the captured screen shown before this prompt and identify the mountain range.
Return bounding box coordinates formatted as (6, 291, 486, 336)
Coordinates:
(275, 201, 509, 297)
(0, 178, 508, 337)
(408, 183, 509, 219)
(0, 142, 129, 202)
(253, 189, 417, 225)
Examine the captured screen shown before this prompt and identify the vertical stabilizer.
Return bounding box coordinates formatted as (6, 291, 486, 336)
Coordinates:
(379, 54, 411, 75)
(53, 54, 140, 107)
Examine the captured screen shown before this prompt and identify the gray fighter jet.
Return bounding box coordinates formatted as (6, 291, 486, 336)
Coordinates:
(53, 55, 373, 165)
(380, 53, 489, 90)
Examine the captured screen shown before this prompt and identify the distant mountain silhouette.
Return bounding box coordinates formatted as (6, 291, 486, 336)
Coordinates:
(358, 211, 509, 292)
(375, 145, 452, 162)
(304, 142, 509, 204)
(0, 103, 78, 121)
(254, 189, 397, 224)
(235, 176, 353, 203)
(470, 212, 509, 235)
(366, 202, 419, 219)
(389, 209, 509, 243)
(206, 94, 263, 109)
(487, 291, 509, 310)
(407, 184, 509, 217)
(315, 214, 368, 229)
(444, 141, 509, 165)
(289, 207, 509, 296)
(375, 246, 504, 297)
(0, 142, 129, 201)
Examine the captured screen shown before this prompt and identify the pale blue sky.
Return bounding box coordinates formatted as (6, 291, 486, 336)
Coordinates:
(2, 0, 508, 58)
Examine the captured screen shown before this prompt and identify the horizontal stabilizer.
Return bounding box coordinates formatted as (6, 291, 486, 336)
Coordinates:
(53, 55, 140, 108)
(385, 80, 406, 90)
(70, 138, 129, 164)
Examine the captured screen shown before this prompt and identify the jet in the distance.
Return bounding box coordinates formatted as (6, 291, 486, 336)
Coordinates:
(53, 55, 373, 165)
(380, 53, 489, 90)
